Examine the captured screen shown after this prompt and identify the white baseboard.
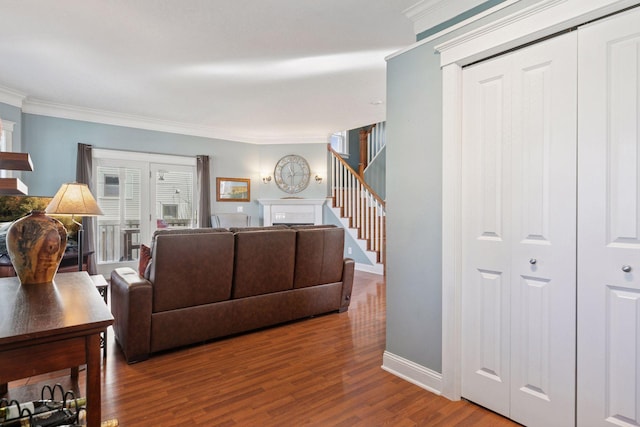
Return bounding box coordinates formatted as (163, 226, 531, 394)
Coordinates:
(381, 351, 443, 395)
(355, 262, 384, 275)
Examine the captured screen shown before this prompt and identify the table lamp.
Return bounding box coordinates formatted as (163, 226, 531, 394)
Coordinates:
(46, 183, 103, 271)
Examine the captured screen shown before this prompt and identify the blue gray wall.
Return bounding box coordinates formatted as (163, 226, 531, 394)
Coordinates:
(384, 0, 541, 375)
(324, 205, 373, 265)
(416, 0, 507, 40)
(386, 40, 443, 371)
(17, 113, 328, 227)
(365, 145, 385, 200)
(345, 128, 361, 172)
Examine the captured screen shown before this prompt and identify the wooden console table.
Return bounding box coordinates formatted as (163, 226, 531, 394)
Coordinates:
(0, 271, 113, 426)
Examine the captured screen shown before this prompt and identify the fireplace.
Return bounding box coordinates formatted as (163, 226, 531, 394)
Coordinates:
(258, 198, 326, 226)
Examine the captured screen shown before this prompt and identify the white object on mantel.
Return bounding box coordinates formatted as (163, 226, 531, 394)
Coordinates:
(258, 198, 326, 226)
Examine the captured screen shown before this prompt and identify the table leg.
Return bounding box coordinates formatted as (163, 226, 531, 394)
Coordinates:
(85, 333, 102, 426)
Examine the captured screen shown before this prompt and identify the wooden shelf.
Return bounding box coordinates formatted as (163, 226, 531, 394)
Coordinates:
(0, 152, 33, 171)
(0, 178, 28, 195)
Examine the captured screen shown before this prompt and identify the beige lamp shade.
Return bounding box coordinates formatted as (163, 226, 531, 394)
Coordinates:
(45, 183, 104, 216)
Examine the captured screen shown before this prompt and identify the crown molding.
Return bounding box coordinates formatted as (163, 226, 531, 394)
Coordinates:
(387, 0, 518, 61)
(435, 0, 638, 67)
(20, 98, 326, 145)
(403, 0, 487, 35)
(0, 85, 27, 108)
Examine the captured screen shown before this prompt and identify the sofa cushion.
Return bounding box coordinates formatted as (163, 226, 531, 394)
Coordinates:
(232, 229, 296, 298)
(293, 227, 345, 288)
(289, 224, 337, 230)
(228, 225, 289, 232)
(150, 227, 227, 254)
(150, 231, 234, 312)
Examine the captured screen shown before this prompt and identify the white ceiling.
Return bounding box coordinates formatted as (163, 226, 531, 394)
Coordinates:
(0, 0, 418, 144)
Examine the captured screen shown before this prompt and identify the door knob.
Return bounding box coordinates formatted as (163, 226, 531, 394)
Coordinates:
(622, 265, 632, 273)
(529, 258, 537, 265)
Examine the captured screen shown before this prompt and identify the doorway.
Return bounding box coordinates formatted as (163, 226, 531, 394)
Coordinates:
(93, 149, 196, 271)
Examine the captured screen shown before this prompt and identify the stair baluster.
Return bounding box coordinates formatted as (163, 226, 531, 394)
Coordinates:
(328, 144, 385, 270)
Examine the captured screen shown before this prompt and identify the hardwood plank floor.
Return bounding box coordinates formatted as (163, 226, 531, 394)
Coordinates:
(7, 271, 517, 426)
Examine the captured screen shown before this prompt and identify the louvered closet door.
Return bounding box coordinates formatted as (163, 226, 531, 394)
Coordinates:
(577, 7, 640, 426)
(461, 32, 577, 427)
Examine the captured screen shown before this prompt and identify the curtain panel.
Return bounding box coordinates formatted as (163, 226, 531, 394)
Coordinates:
(76, 143, 98, 274)
(197, 155, 211, 228)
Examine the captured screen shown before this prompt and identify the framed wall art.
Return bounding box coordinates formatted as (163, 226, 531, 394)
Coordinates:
(216, 177, 250, 202)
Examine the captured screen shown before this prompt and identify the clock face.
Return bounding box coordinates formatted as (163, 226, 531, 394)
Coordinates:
(274, 155, 311, 194)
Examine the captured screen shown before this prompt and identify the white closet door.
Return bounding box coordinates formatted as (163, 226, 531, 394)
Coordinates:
(462, 52, 513, 417)
(578, 7, 640, 427)
(462, 32, 577, 426)
(509, 33, 577, 427)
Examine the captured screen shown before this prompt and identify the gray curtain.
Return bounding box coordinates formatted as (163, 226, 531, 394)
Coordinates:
(197, 155, 211, 227)
(76, 143, 98, 274)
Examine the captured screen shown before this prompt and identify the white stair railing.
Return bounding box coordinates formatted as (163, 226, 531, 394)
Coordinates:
(328, 145, 386, 265)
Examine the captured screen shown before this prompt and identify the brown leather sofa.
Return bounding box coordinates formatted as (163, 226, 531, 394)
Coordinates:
(110, 225, 354, 363)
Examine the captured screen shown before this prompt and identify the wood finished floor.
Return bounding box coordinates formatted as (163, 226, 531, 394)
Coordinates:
(7, 271, 517, 426)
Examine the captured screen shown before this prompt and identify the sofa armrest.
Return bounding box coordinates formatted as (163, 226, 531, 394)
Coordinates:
(339, 258, 355, 312)
(110, 267, 153, 363)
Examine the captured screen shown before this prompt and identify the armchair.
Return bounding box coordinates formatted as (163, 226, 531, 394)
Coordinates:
(211, 213, 250, 228)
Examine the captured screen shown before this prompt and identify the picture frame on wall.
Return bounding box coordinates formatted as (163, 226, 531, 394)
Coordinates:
(216, 177, 250, 202)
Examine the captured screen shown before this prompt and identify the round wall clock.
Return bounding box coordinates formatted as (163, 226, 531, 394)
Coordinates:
(274, 154, 311, 194)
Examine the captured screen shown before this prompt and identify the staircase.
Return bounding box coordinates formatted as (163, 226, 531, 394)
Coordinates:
(328, 123, 386, 274)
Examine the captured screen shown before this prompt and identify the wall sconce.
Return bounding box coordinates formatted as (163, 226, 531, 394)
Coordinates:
(262, 174, 272, 184)
(315, 174, 323, 184)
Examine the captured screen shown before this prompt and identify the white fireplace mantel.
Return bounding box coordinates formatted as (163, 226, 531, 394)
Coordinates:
(258, 198, 327, 226)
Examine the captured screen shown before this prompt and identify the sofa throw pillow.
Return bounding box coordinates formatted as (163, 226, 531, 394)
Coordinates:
(144, 260, 152, 280)
(138, 244, 151, 278)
